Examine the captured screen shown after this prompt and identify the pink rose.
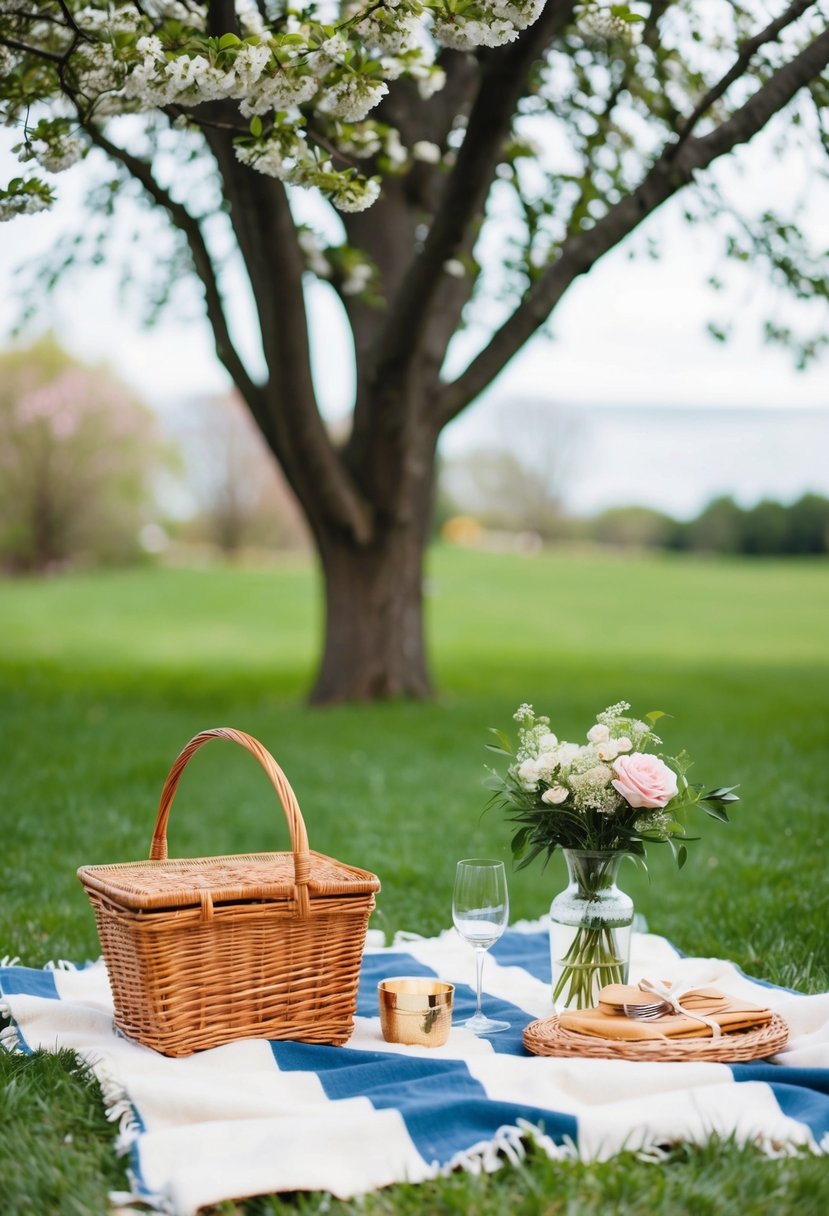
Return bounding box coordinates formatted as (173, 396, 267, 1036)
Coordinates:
(611, 753, 678, 809)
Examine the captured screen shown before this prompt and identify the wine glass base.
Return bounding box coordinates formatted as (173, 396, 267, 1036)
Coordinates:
(461, 1014, 510, 1035)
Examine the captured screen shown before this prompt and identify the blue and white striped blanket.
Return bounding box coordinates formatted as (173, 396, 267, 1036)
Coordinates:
(2, 924, 828, 1215)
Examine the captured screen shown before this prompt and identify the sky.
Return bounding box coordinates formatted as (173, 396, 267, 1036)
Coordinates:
(1, 116, 827, 517)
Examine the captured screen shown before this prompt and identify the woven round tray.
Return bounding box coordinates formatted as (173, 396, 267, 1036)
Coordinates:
(523, 1012, 789, 1062)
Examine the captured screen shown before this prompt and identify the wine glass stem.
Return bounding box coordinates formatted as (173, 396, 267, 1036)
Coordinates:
(474, 946, 486, 1019)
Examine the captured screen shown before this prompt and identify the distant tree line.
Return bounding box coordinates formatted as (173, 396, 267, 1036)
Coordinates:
(583, 494, 829, 556)
(440, 442, 829, 557)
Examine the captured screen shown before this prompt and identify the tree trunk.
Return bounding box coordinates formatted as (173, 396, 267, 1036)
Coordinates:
(308, 412, 438, 705)
(309, 519, 434, 704)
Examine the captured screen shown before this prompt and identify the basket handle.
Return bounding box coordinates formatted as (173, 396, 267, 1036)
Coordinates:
(149, 728, 312, 917)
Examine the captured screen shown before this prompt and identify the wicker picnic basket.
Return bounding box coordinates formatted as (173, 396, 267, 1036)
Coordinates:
(77, 727, 380, 1057)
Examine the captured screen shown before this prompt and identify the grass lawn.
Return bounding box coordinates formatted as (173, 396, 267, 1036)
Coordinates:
(1, 545, 827, 1214)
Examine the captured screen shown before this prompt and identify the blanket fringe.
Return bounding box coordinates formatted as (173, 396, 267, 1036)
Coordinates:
(444, 1119, 576, 1178)
(0, 1004, 23, 1054)
(87, 1059, 143, 1149)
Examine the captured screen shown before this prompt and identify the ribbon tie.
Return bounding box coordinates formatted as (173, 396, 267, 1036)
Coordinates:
(638, 977, 723, 1038)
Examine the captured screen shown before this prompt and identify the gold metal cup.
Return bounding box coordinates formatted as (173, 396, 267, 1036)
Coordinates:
(378, 977, 455, 1047)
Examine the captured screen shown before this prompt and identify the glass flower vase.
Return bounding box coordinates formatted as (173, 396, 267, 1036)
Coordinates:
(549, 849, 634, 1011)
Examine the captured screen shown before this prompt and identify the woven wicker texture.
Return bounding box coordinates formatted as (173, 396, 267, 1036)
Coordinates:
(78, 728, 380, 1056)
(523, 1011, 789, 1062)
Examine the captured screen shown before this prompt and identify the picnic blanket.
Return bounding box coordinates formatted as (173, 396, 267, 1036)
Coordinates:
(2, 923, 828, 1215)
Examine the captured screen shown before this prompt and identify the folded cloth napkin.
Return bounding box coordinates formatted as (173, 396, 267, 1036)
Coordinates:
(559, 983, 773, 1041)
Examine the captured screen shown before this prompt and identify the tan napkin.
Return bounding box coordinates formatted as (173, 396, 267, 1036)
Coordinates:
(558, 983, 772, 1041)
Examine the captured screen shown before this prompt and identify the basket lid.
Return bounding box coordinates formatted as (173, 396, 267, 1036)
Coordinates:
(78, 850, 380, 911)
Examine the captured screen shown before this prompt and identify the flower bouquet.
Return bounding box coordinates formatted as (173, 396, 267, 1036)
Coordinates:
(485, 702, 738, 1009)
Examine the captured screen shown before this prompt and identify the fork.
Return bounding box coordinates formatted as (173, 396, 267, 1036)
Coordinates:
(622, 1000, 672, 1020)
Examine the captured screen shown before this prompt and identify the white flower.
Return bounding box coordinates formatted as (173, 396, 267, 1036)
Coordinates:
(433, 18, 518, 51)
(444, 258, 466, 278)
(297, 230, 331, 278)
(384, 127, 408, 168)
(586, 764, 613, 785)
(542, 785, 568, 805)
(317, 77, 389, 123)
(538, 731, 558, 751)
(536, 752, 559, 782)
(616, 736, 633, 753)
(30, 136, 85, 174)
(490, 0, 545, 30)
(342, 263, 373, 295)
(587, 723, 610, 744)
(517, 757, 542, 790)
(596, 741, 620, 762)
(416, 66, 446, 99)
(412, 140, 441, 164)
(555, 742, 581, 767)
(332, 177, 382, 213)
(233, 43, 272, 89)
(0, 192, 49, 220)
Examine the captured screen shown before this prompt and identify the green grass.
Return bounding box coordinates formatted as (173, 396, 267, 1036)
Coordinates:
(1, 545, 827, 1214)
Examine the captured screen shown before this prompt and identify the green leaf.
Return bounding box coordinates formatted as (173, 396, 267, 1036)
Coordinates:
(705, 785, 740, 801)
(488, 727, 513, 752)
(677, 844, 688, 870)
(219, 33, 241, 49)
(645, 710, 667, 723)
(249, 116, 263, 138)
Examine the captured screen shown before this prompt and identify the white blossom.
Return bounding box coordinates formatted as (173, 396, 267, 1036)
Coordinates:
(297, 230, 332, 278)
(541, 785, 569, 805)
(587, 723, 610, 743)
(239, 71, 318, 117)
(596, 740, 620, 761)
(555, 742, 582, 767)
(490, 0, 545, 29)
(444, 258, 466, 278)
(412, 140, 441, 164)
(30, 136, 86, 174)
(0, 192, 50, 221)
(433, 18, 518, 52)
(317, 78, 389, 123)
(233, 43, 273, 90)
(416, 66, 446, 99)
(354, 11, 421, 56)
(235, 132, 309, 181)
(332, 177, 382, 213)
(342, 262, 373, 295)
(517, 757, 543, 790)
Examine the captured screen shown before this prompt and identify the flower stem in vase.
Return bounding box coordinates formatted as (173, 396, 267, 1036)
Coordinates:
(549, 850, 633, 1011)
(551, 922, 629, 1010)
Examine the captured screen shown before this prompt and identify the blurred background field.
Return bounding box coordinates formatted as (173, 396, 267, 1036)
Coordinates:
(1, 545, 826, 991)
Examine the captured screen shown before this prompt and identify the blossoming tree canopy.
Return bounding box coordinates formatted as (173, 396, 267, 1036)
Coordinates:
(0, 0, 550, 218)
(1, 3, 828, 703)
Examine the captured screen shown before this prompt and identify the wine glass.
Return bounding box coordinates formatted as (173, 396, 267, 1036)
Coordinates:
(452, 858, 510, 1034)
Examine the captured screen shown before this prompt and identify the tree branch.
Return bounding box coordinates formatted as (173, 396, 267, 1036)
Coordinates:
(365, 1, 577, 392)
(673, 0, 816, 146)
(201, 123, 374, 543)
(84, 123, 263, 413)
(437, 23, 829, 426)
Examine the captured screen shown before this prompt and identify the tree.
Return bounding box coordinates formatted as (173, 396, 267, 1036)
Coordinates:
(1, 2, 827, 700)
(0, 337, 169, 572)
(169, 392, 309, 555)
